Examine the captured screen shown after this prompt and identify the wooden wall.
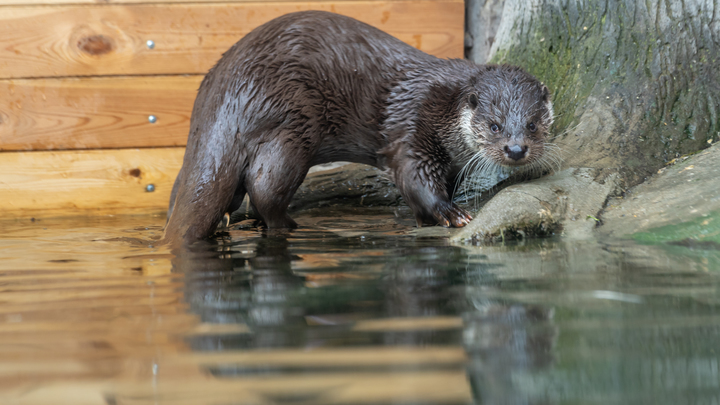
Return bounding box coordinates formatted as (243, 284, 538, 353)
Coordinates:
(0, 0, 464, 217)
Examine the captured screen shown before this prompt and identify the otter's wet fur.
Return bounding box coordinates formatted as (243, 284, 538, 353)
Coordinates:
(163, 10, 556, 246)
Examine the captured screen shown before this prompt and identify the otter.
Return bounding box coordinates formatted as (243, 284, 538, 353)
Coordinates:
(162, 10, 555, 246)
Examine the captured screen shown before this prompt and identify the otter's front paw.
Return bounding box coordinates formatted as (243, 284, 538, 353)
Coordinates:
(431, 202, 473, 228)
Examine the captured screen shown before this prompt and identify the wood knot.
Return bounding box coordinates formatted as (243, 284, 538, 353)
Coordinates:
(128, 168, 142, 177)
(78, 35, 114, 55)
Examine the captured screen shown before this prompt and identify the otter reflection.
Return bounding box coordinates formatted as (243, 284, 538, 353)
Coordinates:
(172, 231, 556, 404)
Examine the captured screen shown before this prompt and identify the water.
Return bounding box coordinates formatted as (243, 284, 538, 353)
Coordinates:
(2, 210, 720, 404)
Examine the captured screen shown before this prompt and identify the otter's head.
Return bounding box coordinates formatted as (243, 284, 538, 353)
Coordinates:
(461, 65, 554, 168)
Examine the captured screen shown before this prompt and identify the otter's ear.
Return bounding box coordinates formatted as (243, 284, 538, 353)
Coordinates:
(468, 93, 479, 109)
(541, 85, 551, 102)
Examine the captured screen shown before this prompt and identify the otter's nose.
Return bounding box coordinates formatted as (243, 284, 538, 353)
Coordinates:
(504, 144, 528, 161)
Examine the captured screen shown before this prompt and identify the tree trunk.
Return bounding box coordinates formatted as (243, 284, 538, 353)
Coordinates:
(482, 0, 719, 186)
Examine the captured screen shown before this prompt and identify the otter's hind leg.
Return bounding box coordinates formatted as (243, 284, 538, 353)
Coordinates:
(244, 143, 310, 229)
(162, 151, 245, 246)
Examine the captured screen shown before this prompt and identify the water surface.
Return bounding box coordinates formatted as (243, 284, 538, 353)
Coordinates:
(2, 210, 719, 404)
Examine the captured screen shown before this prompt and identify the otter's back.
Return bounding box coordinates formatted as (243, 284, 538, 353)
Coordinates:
(190, 11, 435, 165)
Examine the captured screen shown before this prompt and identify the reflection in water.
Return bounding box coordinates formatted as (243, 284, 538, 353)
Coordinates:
(175, 228, 474, 404)
(1, 213, 720, 404)
(465, 300, 556, 405)
(177, 217, 720, 404)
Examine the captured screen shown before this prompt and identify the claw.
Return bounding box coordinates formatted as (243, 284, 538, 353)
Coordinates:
(458, 212, 473, 227)
(431, 202, 472, 228)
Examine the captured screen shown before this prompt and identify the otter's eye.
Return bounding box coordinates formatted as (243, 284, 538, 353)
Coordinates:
(527, 122, 537, 132)
(490, 123, 501, 133)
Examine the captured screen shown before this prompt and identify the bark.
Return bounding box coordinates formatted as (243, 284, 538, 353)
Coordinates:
(465, 0, 507, 63)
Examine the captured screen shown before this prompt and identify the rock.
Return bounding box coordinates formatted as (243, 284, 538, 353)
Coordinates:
(289, 163, 402, 211)
(451, 168, 619, 243)
(599, 144, 720, 242)
(230, 163, 402, 222)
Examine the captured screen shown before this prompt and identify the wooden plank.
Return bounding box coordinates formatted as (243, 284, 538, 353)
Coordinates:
(186, 316, 464, 336)
(7, 370, 473, 405)
(0, 147, 184, 216)
(0, 76, 201, 151)
(0, 1, 465, 79)
(0, 0, 443, 7)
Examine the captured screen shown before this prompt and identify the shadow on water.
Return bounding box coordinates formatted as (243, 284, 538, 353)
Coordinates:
(2, 211, 720, 404)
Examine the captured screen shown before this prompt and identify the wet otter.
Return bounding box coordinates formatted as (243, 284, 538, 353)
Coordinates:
(163, 10, 555, 245)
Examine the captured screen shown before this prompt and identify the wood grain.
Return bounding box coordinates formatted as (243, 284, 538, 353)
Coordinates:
(0, 147, 184, 216)
(9, 370, 472, 405)
(0, 0, 448, 5)
(0, 76, 201, 151)
(0, 1, 464, 79)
